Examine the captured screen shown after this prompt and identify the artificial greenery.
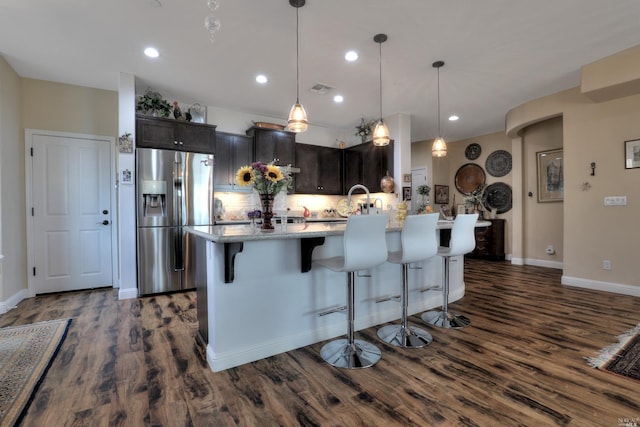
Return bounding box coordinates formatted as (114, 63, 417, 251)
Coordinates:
(136, 89, 172, 117)
(417, 185, 431, 196)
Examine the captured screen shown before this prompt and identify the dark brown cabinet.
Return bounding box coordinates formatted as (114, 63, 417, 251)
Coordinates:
(295, 144, 343, 194)
(343, 140, 394, 193)
(214, 132, 253, 191)
(136, 114, 216, 154)
(467, 218, 505, 261)
(246, 127, 296, 166)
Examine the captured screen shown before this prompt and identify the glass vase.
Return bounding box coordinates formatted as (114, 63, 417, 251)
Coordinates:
(259, 193, 275, 231)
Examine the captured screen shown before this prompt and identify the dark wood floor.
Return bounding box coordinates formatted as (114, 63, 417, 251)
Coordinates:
(2, 260, 639, 426)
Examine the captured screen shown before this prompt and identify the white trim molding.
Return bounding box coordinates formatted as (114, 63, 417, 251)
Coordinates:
(0, 288, 29, 314)
(562, 275, 640, 297)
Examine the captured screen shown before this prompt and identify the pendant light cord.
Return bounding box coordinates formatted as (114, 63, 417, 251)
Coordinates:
(437, 66, 441, 137)
(378, 41, 383, 120)
(296, 7, 300, 103)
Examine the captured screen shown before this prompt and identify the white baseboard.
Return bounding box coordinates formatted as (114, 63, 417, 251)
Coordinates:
(118, 287, 138, 300)
(0, 288, 30, 314)
(562, 275, 640, 297)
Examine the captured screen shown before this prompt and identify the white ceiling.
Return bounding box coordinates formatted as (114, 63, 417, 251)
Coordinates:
(2, 0, 640, 142)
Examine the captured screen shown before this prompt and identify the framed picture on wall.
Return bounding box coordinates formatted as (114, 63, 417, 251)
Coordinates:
(624, 138, 640, 169)
(537, 148, 563, 202)
(434, 185, 449, 205)
(402, 186, 411, 200)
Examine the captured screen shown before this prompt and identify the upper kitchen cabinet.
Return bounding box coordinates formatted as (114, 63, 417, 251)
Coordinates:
(214, 132, 253, 191)
(136, 114, 216, 154)
(343, 140, 394, 193)
(246, 126, 295, 166)
(295, 144, 343, 195)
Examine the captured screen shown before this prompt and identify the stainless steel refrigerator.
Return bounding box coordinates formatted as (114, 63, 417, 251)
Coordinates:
(136, 147, 214, 295)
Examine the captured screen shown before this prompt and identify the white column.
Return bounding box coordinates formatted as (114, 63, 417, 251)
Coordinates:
(117, 72, 138, 299)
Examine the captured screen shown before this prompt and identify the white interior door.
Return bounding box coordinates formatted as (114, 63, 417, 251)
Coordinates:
(30, 133, 113, 294)
(411, 167, 428, 211)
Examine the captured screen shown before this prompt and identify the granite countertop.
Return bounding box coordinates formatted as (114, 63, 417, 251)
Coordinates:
(185, 219, 490, 243)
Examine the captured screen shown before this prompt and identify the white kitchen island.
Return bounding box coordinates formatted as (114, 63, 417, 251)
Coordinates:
(186, 219, 489, 372)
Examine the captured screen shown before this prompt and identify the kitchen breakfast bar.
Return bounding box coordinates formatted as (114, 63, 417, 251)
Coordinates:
(186, 219, 489, 372)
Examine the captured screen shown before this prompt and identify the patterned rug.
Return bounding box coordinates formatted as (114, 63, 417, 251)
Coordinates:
(0, 319, 71, 426)
(586, 323, 640, 382)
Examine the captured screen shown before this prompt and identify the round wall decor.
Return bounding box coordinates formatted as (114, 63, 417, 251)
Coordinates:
(485, 150, 512, 177)
(454, 163, 486, 195)
(465, 143, 482, 160)
(483, 182, 512, 214)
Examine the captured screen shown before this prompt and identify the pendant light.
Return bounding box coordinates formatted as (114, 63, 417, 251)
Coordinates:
(372, 33, 390, 146)
(287, 0, 308, 133)
(431, 60, 447, 157)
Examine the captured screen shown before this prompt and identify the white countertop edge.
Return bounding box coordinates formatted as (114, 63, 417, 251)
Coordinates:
(186, 219, 491, 243)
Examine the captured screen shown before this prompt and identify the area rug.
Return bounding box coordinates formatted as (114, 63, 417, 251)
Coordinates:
(0, 318, 71, 426)
(586, 323, 640, 382)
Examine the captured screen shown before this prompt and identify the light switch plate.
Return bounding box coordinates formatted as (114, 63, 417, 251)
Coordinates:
(604, 196, 627, 206)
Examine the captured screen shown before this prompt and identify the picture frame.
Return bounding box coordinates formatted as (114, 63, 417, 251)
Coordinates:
(402, 186, 411, 201)
(537, 148, 563, 202)
(403, 174, 411, 183)
(434, 184, 449, 205)
(624, 138, 640, 169)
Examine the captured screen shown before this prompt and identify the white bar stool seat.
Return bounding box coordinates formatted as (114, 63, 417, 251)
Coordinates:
(422, 213, 478, 329)
(314, 214, 389, 369)
(377, 213, 439, 348)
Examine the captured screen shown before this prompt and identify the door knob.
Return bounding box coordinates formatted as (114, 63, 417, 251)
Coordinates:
(97, 220, 110, 225)
(103, 209, 109, 214)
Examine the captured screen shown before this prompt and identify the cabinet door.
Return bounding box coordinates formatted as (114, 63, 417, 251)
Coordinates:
(250, 128, 295, 166)
(214, 133, 253, 191)
(317, 146, 343, 194)
(214, 133, 234, 188)
(136, 116, 177, 149)
(178, 123, 216, 154)
(343, 147, 363, 193)
(294, 144, 319, 193)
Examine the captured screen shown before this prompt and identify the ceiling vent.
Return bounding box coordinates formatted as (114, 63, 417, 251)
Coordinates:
(309, 83, 332, 95)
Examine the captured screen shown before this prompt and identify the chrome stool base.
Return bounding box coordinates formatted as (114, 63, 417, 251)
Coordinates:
(421, 310, 471, 329)
(320, 338, 382, 369)
(377, 324, 433, 348)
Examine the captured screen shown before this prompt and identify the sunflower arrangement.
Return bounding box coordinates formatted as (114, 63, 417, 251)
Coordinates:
(236, 161, 293, 195)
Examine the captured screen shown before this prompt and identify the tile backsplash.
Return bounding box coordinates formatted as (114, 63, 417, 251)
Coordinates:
(214, 191, 398, 221)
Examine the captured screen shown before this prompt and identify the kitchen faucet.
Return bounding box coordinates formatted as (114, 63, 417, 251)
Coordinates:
(347, 184, 370, 215)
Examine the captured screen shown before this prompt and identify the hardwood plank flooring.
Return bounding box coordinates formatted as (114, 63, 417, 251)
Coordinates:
(2, 260, 639, 426)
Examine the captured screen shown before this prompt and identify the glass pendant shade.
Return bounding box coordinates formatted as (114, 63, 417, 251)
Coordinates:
(288, 102, 308, 133)
(432, 137, 447, 157)
(372, 119, 390, 146)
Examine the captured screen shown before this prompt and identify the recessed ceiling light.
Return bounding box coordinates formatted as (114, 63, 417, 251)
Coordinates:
(448, 115, 459, 121)
(256, 74, 268, 84)
(333, 95, 344, 103)
(344, 51, 358, 62)
(144, 47, 159, 58)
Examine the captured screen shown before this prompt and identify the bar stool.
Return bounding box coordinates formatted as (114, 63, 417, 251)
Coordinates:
(315, 214, 389, 369)
(421, 213, 478, 329)
(377, 213, 440, 348)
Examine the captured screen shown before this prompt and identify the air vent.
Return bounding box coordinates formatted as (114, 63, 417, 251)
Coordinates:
(309, 83, 333, 95)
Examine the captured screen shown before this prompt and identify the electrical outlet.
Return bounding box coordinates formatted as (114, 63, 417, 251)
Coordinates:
(603, 260, 612, 270)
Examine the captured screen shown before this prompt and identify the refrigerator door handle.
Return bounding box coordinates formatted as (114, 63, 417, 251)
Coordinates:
(174, 228, 184, 271)
(173, 153, 185, 271)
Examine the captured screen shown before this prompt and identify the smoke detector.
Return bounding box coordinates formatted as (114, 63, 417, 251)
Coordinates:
(309, 83, 333, 95)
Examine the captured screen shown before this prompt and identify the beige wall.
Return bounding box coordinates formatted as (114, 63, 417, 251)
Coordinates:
(522, 117, 563, 263)
(0, 56, 23, 303)
(413, 131, 514, 256)
(21, 79, 118, 137)
(0, 72, 118, 305)
(507, 85, 640, 290)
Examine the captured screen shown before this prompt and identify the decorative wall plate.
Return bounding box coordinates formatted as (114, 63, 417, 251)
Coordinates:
(454, 163, 486, 195)
(485, 150, 512, 177)
(483, 182, 512, 214)
(465, 143, 482, 160)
